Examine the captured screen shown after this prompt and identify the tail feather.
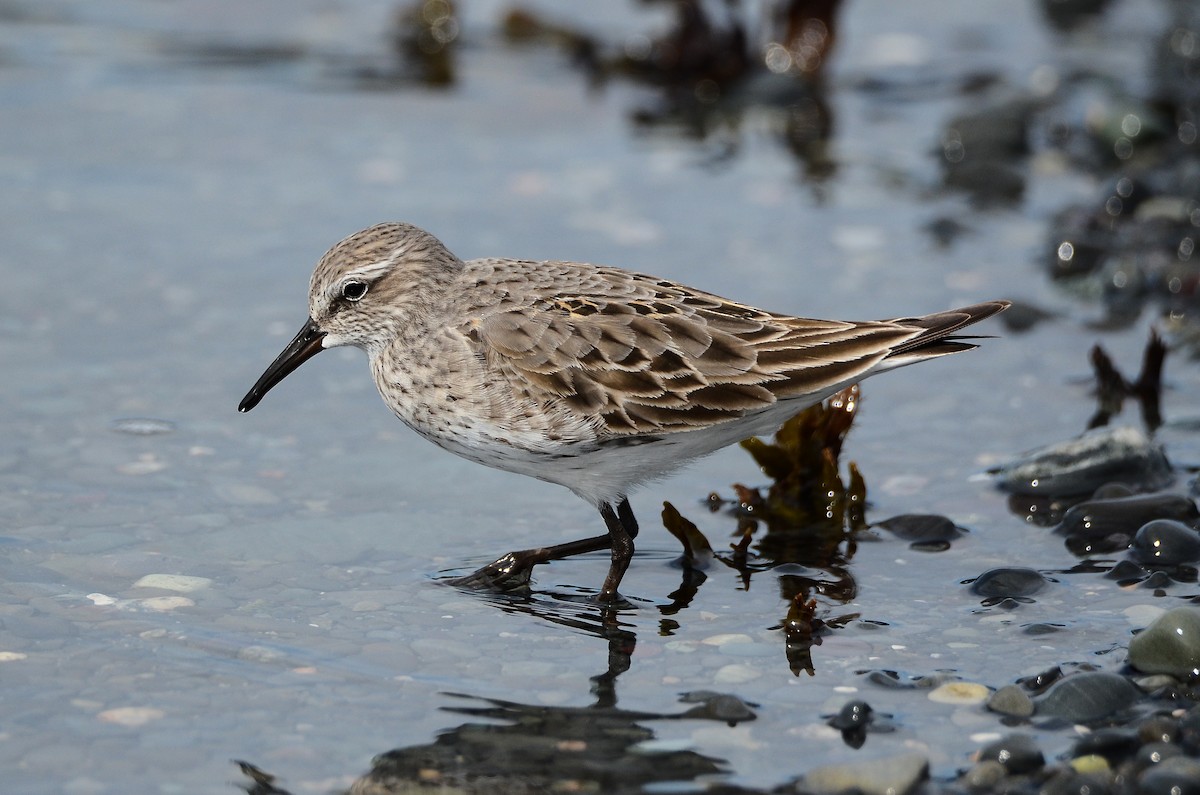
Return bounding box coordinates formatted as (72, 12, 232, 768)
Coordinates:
(890, 301, 1010, 359)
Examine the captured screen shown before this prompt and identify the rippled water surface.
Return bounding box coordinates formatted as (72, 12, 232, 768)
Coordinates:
(4, 0, 1200, 792)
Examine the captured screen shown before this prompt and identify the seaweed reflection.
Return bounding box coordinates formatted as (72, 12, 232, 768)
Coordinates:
(665, 385, 866, 675)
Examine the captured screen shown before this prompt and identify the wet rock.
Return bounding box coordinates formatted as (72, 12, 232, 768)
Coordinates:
(1058, 492, 1199, 540)
(1072, 728, 1140, 765)
(1068, 754, 1111, 776)
(1036, 672, 1141, 722)
(826, 699, 874, 749)
(1127, 607, 1200, 678)
(826, 699, 872, 732)
(969, 567, 1050, 602)
(960, 759, 1006, 790)
(1075, 730, 1137, 768)
(1107, 558, 1151, 583)
(1019, 665, 1065, 694)
(1129, 520, 1200, 566)
(861, 669, 949, 689)
(1041, 769, 1114, 795)
(132, 574, 213, 593)
(977, 732, 1044, 775)
(987, 684, 1035, 718)
(874, 514, 964, 551)
(1024, 622, 1067, 636)
(1141, 570, 1175, 590)
(677, 691, 757, 725)
(992, 426, 1172, 498)
(800, 750, 928, 795)
(1134, 741, 1183, 771)
(1136, 756, 1200, 795)
(1137, 715, 1180, 745)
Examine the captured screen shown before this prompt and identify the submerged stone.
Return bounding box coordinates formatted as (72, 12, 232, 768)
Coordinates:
(969, 567, 1050, 599)
(875, 514, 964, 551)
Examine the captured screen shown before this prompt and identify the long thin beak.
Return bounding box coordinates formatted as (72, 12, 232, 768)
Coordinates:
(238, 318, 327, 412)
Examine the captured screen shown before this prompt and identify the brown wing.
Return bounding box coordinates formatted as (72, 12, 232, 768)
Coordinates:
(472, 271, 924, 436)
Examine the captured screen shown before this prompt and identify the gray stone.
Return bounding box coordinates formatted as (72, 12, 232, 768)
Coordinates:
(1128, 607, 1200, 679)
(987, 684, 1035, 718)
(801, 751, 928, 795)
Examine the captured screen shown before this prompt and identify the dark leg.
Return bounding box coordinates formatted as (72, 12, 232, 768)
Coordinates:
(597, 498, 637, 602)
(447, 497, 639, 598)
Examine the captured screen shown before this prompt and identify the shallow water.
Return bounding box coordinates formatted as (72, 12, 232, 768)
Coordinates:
(3, 0, 1199, 792)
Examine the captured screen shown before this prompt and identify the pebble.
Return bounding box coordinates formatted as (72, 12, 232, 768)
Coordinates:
(928, 681, 990, 705)
(1041, 769, 1114, 795)
(1035, 672, 1141, 722)
(977, 732, 1045, 774)
(874, 514, 964, 550)
(991, 426, 1171, 497)
(826, 700, 873, 732)
(1068, 754, 1111, 775)
(701, 633, 754, 646)
(1135, 741, 1182, 769)
(138, 596, 194, 611)
(1127, 606, 1200, 678)
(1071, 728, 1140, 764)
(1129, 520, 1200, 566)
(969, 567, 1049, 599)
(960, 759, 1006, 789)
(132, 574, 213, 593)
(97, 707, 165, 727)
(1058, 492, 1199, 540)
(987, 684, 1035, 718)
(677, 691, 757, 724)
(1136, 756, 1200, 794)
(1137, 715, 1180, 745)
(801, 750, 928, 795)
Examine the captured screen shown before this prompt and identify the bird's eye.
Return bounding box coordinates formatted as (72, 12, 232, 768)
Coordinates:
(341, 280, 368, 302)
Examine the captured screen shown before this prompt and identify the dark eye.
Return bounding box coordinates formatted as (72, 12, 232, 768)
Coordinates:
(341, 280, 368, 302)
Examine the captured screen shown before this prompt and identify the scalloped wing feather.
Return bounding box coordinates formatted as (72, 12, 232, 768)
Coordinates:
(470, 266, 957, 437)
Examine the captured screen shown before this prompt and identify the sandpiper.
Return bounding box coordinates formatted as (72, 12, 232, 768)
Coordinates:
(239, 222, 1008, 601)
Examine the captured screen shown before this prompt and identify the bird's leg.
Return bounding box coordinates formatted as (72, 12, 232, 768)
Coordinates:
(597, 497, 638, 603)
(447, 497, 639, 597)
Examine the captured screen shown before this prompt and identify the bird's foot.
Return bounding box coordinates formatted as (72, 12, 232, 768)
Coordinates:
(446, 550, 539, 592)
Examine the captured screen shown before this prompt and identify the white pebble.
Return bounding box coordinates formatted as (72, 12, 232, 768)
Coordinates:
(97, 707, 165, 727)
(133, 574, 212, 593)
(701, 633, 754, 647)
(138, 596, 194, 611)
(928, 682, 990, 705)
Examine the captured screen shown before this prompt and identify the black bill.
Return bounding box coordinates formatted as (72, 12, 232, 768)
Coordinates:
(238, 318, 327, 412)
